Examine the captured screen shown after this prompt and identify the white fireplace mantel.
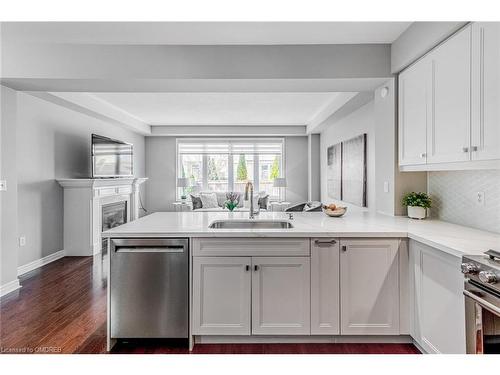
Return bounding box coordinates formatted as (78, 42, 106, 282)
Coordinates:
(57, 177, 147, 256)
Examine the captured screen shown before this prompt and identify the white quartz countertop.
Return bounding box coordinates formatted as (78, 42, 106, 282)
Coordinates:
(102, 211, 500, 258)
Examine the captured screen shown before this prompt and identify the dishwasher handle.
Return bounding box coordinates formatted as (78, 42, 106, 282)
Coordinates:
(111, 238, 188, 254)
(115, 246, 185, 253)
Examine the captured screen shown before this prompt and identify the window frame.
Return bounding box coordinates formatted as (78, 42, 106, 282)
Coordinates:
(176, 138, 285, 201)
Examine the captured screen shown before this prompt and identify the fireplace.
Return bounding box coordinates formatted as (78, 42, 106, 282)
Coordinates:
(102, 201, 128, 253)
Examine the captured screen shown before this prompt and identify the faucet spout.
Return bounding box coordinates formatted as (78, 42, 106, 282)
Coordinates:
(245, 181, 255, 219)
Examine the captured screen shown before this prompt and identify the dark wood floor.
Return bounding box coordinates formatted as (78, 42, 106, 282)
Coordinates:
(0, 256, 420, 354)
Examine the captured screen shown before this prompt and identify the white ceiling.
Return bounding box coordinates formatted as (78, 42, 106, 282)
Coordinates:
(3, 22, 411, 45)
(90, 92, 341, 126)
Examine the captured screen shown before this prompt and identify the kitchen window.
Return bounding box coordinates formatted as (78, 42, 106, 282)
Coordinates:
(176, 138, 284, 200)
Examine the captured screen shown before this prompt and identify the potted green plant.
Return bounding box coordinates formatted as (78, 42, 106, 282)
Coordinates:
(402, 192, 432, 219)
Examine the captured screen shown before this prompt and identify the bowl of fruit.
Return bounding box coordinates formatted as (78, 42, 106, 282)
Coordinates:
(322, 204, 347, 217)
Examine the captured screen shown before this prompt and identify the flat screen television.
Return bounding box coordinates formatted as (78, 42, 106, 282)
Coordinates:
(91, 134, 133, 178)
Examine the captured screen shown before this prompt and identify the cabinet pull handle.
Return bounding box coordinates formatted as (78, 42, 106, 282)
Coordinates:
(471, 146, 478, 152)
(341, 245, 347, 252)
(314, 239, 337, 246)
(419, 152, 426, 158)
(254, 265, 259, 271)
(245, 265, 250, 271)
(462, 147, 469, 153)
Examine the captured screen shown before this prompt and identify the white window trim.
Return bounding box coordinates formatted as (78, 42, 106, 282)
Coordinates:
(175, 137, 286, 201)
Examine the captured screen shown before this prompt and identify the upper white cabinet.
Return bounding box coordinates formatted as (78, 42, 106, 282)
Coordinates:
(399, 23, 500, 169)
(471, 22, 500, 161)
(310, 238, 340, 335)
(409, 240, 466, 354)
(399, 54, 431, 166)
(427, 26, 471, 164)
(252, 257, 310, 335)
(339, 239, 400, 335)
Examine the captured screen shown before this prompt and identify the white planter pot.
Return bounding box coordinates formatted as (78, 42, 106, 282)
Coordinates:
(407, 206, 426, 220)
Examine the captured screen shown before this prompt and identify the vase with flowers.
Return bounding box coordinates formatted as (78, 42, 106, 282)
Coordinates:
(224, 192, 239, 212)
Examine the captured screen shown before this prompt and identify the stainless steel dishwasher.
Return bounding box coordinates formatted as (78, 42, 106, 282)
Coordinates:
(110, 238, 188, 339)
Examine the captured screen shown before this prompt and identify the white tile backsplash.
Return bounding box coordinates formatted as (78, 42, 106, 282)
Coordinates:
(428, 170, 500, 234)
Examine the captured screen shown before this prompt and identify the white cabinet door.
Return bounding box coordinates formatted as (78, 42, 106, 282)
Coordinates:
(192, 257, 251, 335)
(398, 56, 431, 166)
(311, 239, 340, 335)
(471, 22, 500, 161)
(340, 239, 400, 335)
(427, 26, 472, 164)
(409, 240, 465, 354)
(252, 257, 310, 335)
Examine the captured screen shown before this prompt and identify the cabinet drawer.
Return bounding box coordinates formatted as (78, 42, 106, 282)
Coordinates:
(192, 238, 310, 257)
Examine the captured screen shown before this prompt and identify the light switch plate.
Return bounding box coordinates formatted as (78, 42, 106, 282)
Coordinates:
(19, 236, 26, 247)
(476, 191, 485, 206)
(383, 181, 389, 193)
(0, 180, 6, 191)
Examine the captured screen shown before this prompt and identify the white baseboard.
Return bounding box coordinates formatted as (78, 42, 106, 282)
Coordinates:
(0, 278, 21, 298)
(195, 335, 413, 345)
(17, 249, 65, 276)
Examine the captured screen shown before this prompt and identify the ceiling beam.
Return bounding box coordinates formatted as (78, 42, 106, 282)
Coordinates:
(307, 91, 375, 134)
(150, 125, 306, 137)
(27, 92, 151, 135)
(0, 78, 390, 93)
(2, 44, 391, 82)
(306, 92, 358, 133)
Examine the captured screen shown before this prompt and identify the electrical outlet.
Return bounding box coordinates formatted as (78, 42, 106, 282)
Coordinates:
(476, 191, 485, 206)
(0, 180, 6, 191)
(19, 236, 26, 247)
(383, 181, 390, 193)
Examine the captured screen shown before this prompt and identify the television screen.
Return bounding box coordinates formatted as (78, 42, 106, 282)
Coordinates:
(92, 134, 133, 178)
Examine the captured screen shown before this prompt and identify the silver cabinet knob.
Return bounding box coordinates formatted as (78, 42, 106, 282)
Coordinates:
(419, 153, 426, 158)
(462, 147, 469, 153)
(471, 146, 478, 152)
(461, 263, 479, 275)
(479, 271, 497, 284)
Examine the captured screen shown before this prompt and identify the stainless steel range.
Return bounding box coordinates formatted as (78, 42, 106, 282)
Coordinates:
(461, 250, 500, 354)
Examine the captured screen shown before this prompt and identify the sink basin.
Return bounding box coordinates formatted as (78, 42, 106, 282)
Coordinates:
(208, 220, 294, 229)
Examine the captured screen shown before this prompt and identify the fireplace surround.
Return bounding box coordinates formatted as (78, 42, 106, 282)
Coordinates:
(57, 178, 147, 256)
(101, 200, 128, 254)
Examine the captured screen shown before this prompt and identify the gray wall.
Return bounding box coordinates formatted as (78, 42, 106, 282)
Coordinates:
(374, 80, 427, 215)
(308, 134, 321, 202)
(391, 22, 467, 73)
(284, 136, 308, 204)
(428, 170, 500, 234)
(1, 86, 19, 287)
(145, 136, 309, 213)
(145, 136, 177, 212)
(13, 91, 146, 267)
(320, 101, 376, 211)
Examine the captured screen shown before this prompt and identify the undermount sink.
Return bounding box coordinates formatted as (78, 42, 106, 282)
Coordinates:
(208, 220, 294, 229)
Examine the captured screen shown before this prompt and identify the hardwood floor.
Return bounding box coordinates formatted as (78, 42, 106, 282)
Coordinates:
(0, 256, 420, 354)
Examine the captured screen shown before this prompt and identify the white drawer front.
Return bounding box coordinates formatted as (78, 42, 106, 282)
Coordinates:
(192, 238, 310, 257)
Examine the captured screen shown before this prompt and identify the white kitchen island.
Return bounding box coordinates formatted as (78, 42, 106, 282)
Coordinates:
(103, 211, 500, 354)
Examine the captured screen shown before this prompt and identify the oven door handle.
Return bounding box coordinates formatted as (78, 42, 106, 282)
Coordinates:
(463, 289, 500, 315)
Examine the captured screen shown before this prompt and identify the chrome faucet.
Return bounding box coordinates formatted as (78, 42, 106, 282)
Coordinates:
(244, 181, 255, 219)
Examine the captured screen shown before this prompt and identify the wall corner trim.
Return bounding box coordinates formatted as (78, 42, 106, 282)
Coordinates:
(0, 279, 21, 298)
(17, 250, 66, 277)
